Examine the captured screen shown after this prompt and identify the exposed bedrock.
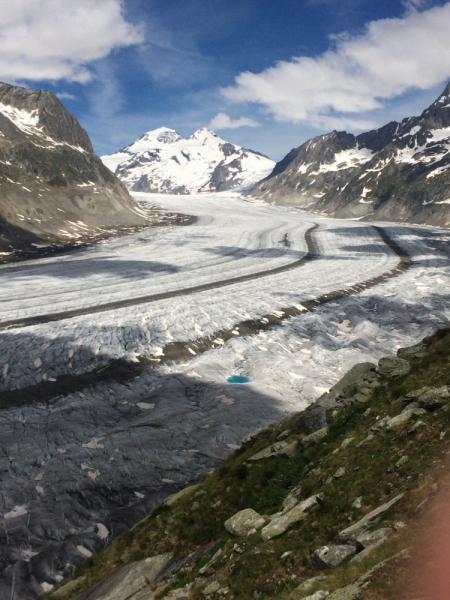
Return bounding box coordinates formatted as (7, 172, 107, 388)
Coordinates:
(0, 82, 147, 254)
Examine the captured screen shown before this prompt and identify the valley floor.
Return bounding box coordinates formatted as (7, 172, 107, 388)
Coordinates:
(0, 193, 449, 599)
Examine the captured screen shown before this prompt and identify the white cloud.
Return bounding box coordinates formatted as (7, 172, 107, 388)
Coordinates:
(402, 0, 430, 15)
(56, 92, 76, 101)
(222, 3, 450, 128)
(208, 112, 260, 130)
(0, 0, 144, 84)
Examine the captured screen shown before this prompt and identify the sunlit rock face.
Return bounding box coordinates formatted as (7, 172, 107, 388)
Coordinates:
(249, 82, 450, 227)
(101, 127, 275, 195)
(0, 82, 146, 254)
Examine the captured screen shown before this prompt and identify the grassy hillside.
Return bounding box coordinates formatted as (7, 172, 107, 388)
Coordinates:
(44, 328, 450, 600)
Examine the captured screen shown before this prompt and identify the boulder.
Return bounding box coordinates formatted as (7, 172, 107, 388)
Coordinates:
(261, 506, 306, 541)
(224, 509, 266, 537)
(403, 386, 430, 400)
(355, 527, 392, 550)
(397, 342, 427, 360)
(329, 362, 378, 397)
(377, 357, 410, 378)
(351, 497, 362, 509)
(261, 495, 322, 541)
(203, 581, 220, 596)
(418, 386, 450, 409)
(334, 467, 346, 478)
(247, 440, 297, 461)
(199, 549, 223, 576)
(338, 494, 404, 542)
(386, 407, 426, 430)
(281, 484, 302, 514)
(163, 583, 193, 599)
(395, 455, 408, 468)
(266, 511, 282, 521)
(296, 406, 328, 435)
(350, 528, 393, 564)
(296, 363, 378, 435)
(301, 428, 328, 449)
(311, 545, 358, 570)
(408, 420, 426, 434)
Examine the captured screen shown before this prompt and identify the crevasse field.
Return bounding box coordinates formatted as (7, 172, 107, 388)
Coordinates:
(1, 193, 450, 595)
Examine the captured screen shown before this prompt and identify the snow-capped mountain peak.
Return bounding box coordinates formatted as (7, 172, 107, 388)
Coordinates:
(123, 127, 183, 154)
(188, 127, 219, 142)
(101, 127, 275, 195)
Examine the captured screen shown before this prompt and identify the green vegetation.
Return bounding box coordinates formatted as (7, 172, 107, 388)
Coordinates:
(45, 328, 450, 600)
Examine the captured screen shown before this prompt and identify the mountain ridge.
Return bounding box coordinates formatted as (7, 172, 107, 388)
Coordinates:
(249, 82, 450, 226)
(0, 82, 147, 257)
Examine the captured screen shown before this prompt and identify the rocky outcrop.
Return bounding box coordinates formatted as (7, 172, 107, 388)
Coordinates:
(0, 83, 146, 254)
(224, 509, 266, 537)
(377, 356, 411, 378)
(311, 545, 358, 570)
(337, 494, 404, 543)
(296, 362, 380, 436)
(247, 440, 297, 461)
(71, 554, 174, 600)
(249, 82, 450, 227)
(261, 495, 322, 541)
(417, 385, 450, 409)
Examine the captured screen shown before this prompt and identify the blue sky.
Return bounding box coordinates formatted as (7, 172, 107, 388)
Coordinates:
(2, 0, 450, 159)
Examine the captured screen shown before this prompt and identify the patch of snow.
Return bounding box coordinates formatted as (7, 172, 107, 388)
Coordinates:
(426, 164, 450, 178)
(0, 104, 40, 136)
(318, 146, 374, 173)
(429, 126, 450, 142)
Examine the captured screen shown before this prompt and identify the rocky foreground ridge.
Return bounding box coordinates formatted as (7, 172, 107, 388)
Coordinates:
(0, 83, 147, 256)
(101, 127, 275, 195)
(249, 82, 450, 227)
(41, 328, 450, 600)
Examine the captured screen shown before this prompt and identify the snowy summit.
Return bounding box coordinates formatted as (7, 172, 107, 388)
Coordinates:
(101, 127, 275, 195)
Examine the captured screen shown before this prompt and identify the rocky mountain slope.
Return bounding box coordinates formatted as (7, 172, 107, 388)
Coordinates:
(101, 127, 275, 194)
(0, 83, 147, 256)
(41, 327, 450, 600)
(249, 82, 450, 227)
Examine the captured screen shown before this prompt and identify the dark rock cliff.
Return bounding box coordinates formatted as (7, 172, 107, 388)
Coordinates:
(0, 83, 147, 255)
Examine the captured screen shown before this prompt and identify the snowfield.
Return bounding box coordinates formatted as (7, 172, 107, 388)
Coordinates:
(1, 192, 450, 597)
(101, 127, 275, 194)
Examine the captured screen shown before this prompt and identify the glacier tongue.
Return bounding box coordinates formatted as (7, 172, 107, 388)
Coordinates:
(101, 127, 275, 195)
